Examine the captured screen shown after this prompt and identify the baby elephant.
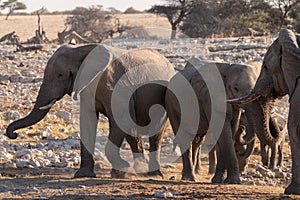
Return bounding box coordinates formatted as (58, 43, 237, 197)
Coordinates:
(209, 110, 286, 175)
(166, 59, 261, 183)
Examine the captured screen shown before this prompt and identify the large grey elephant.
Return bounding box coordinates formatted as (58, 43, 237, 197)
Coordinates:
(165, 59, 262, 183)
(228, 29, 300, 195)
(6, 44, 176, 178)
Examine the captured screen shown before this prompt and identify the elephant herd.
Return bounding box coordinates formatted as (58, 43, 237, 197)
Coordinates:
(5, 29, 300, 195)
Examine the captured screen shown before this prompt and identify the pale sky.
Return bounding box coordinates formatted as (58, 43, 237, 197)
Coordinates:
(20, 0, 164, 13)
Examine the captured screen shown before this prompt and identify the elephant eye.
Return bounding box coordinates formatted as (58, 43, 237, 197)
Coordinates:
(58, 74, 63, 78)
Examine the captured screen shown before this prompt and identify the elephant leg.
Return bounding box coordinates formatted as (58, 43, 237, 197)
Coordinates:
(106, 126, 131, 178)
(125, 135, 146, 174)
(260, 142, 269, 166)
(74, 94, 98, 178)
(192, 135, 202, 175)
(211, 144, 224, 183)
(277, 141, 283, 167)
(269, 143, 277, 170)
(180, 144, 196, 181)
(194, 147, 201, 174)
(212, 121, 240, 184)
(74, 141, 96, 178)
(208, 146, 216, 174)
(284, 97, 300, 195)
(147, 129, 164, 178)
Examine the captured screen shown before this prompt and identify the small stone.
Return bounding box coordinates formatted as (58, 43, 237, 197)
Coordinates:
(154, 191, 173, 198)
(57, 110, 72, 122)
(256, 164, 274, 178)
(161, 185, 168, 191)
(171, 190, 180, 195)
(9, 75, 20, 82)
(274, 169, 286, 178)
(3, 161, 16, 168)
(54, 161, 68, 168)
(16, 159, 29, 168)
(5, 111, 20, 120)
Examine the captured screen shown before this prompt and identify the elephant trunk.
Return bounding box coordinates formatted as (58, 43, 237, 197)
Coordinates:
(247, 100, 281, 146)
(6, 84, 58, 139)
(235, 104, 257, 145)
(237, 139, 255, 159)
(6, 107, 50, 139)
(235, 125, 255, 145)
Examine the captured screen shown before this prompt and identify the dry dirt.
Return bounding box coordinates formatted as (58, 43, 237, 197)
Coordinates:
(0, 14, 300, 199)
(0, 158, 296, 200)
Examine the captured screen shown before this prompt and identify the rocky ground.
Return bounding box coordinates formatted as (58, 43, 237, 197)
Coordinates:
(0, 35, 297, 199)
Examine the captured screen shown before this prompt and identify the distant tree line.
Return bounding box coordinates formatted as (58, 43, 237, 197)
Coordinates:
(149, 0, 300, 38)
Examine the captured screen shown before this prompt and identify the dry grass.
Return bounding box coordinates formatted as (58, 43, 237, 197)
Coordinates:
(0, 13, 170, 41)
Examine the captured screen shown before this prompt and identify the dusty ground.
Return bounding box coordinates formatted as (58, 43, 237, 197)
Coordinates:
(0, 158, 296, 200)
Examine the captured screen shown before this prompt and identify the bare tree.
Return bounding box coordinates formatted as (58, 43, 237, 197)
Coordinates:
(32, 7, 48, 44)
(61, 6, 133, 44)
(149, 0, 194, 39)
(268, 0, 300, 29)
(0, 0, 26, 20)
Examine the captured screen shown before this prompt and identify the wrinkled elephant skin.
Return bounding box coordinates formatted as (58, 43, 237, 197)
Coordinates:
(228, 29, 300, 195)
(6, 44, 176, 179)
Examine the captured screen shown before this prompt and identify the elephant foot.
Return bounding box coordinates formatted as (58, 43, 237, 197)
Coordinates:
(261, 157, 269, 167)
(147, 170, 164, 178)
(268, 163, 275, 170)
(74, 167, 96, 178)
(181, 173, 197, 181)
(211, 174, 224, 184)
(224, 176, 241, 184)
(111, 168, 136, 179)
(284, 182, 300, 195)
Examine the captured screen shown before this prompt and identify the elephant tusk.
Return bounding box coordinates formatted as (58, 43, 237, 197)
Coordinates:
(39, 99, 57, 110)
(227, 93, 261, 105)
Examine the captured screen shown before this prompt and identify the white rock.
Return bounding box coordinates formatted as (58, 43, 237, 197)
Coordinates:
(15, 149, 32, 158)
(54, 161, 68, 168)
(57, 110, 72, 122)
(274, 169, 286, 178)
(16, 159, 29, 168)
(154, 191, 173, 198)
(0, 152, 13, 161)
(42, 127, 52, 138)
(64, 139, 80, 149)
(257, 164, 274, 178)
(29, 159, 41, 168)
(5, 111, 20, 120)
(3, 161, 16, 168)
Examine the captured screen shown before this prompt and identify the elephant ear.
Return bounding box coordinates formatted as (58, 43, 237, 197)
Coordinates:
(279, 29, 300, 60)
(72, 44, 123, 100)
(279, 29, 300, 96)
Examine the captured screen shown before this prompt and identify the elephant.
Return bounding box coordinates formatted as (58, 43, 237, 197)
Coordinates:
(228, 29, 300, 195)
(233, 111, 286, 173)
(165, 59, 262, 183)
(6, 44, 176, 178)
(195, 106, 286, 176)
